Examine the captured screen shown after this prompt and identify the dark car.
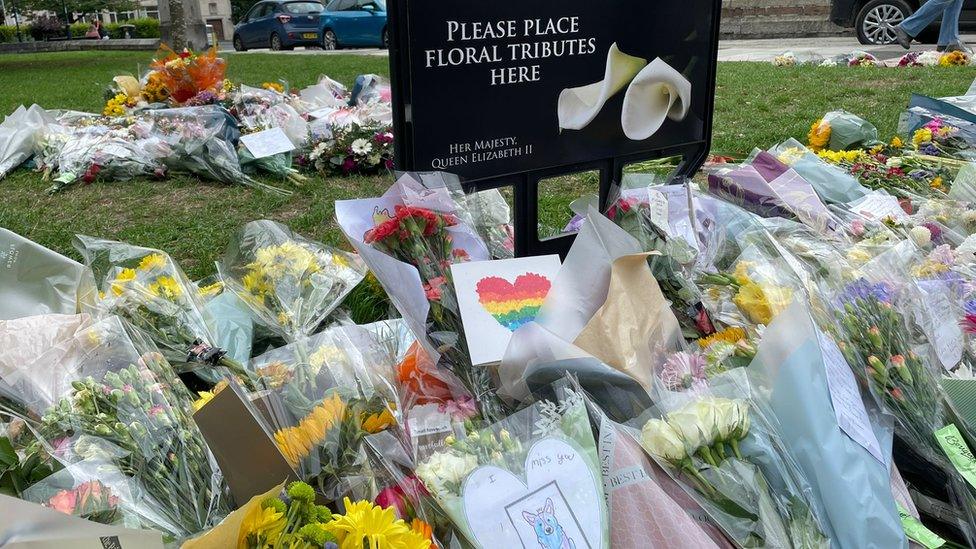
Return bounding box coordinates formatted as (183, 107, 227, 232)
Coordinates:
(831, 0, 976, 45)
(233, 0, 324, 51)
(320, 0, 388, 50)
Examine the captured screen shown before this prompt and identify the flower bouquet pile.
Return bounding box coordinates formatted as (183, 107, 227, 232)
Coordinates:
(638, 391, 829, 548)
(148, 46, 228, 106)
(303, 123, 394, 175)
(74, 235, 255, 388)
(0, 316, 231, 542)
(218, 220, 365, 342)
(232, 85, 309, 184)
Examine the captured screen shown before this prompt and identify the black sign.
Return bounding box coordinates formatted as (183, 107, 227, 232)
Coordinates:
(389, 0, 721, 254)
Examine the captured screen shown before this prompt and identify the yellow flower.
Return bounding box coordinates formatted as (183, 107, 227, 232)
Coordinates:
(733, 283, 792, 325)
(869, 144, 884, 155)
(148, 275, 183, 300)
(732, 261, 754, 285)
(242, 271, 272, 298)
(931, 176, 945, 190)
(274, 393, 346, 468)
(111, 268, 137, 296)
(817, 149, 864, 164)
(262, 81, 284, 93)
(776, 147, 805, 166)
(697, 326, 747, 349)
(807, 119, 831, 152)
(197, 280, 224, 299)
(332, 252, 351, 269)
(912, 128, 933, 148)
(326, 498, 430, 549)
(890, 136, 904, 148)
(138, 253, 168, 272)
(238, 504, 286, 549)
(410, 519, 435, 547)
(361, 407, 397, 434)
(256, 361, 292, 389)
(192, 380, 228, 411)
(308, 345, 346, 370)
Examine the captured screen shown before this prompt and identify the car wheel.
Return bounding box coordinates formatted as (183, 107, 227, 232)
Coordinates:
(233, 34, 246, 51)
(323, 29, 338, 50)
(270, 32, 283, 51)
(855, 0, 911, 45)
(382, 27, 389, 48)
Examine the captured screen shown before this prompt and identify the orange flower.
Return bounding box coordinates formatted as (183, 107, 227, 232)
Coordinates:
(411, 518, 437, 547)
(397, 342, 454, 405)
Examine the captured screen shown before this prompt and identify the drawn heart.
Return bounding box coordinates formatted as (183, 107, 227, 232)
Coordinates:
(476, 273, 552, 331)
(461, 438, 606, 549)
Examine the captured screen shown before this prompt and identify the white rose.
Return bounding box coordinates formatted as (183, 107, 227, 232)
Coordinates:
(641, 418, 686, 463)
(732, 399, 751, 439)
(692, 399, 721, 445)
(666, 405, 705, 452)
(416, 450, 478, 492)
(712, 398, 739, 440)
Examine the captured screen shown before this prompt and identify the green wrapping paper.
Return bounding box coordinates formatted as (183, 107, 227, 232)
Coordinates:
(0, 228, 95, 320)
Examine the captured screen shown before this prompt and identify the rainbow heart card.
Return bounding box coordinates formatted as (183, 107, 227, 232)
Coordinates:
(451, 256, 562, 365)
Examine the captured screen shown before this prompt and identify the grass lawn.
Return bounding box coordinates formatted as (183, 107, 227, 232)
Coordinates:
(0, 50, 973, 279)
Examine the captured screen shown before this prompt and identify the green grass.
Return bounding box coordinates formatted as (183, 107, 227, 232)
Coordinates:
(0, 51, 973, 279)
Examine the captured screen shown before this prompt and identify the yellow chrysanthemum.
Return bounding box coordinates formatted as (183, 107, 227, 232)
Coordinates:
(817, 149, 864, 164)
(931, 176, 945, 190)
(198, 281, 224, 299)
(326, 498, 430, 549)
(732, 261, 755, 285)
(138, 253, 168, 272)
(361, 407, 397, 434)
(912, 128, 933, 148)
(192, 380, 228, 412)
(890, 136, 904, 148)
(111, 268, 138, 296)
(807, 119, 831, 152)
(733, 283, 792, 325)
(274, 393, 346, 468)
(148, 275, 183, 300)
(242, 271, 272, 298)
(238, 504, 286, 549)
(697, 326, 747, 349)
(308, 345, 346, 370)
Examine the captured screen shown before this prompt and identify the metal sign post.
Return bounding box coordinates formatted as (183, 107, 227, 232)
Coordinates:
(388, 0, 722, 256)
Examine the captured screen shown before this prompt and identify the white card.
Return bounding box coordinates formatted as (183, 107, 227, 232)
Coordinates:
(451, 256, 562, 366)
(915, 281, 963, 371)
(817, 329, 885, 463)
(240, 127, 296, 159)
(849, 191, 909, 224)
(462, 438, 604, 549)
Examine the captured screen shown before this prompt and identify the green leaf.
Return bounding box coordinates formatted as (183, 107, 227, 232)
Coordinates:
(0, 437, 17, 467)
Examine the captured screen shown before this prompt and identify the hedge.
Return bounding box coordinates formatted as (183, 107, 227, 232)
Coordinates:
(0, 17, 161, 42)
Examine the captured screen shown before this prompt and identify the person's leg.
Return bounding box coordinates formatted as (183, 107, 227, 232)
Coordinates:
(900, 0, 954, 38)
(937, 0, 964, 45)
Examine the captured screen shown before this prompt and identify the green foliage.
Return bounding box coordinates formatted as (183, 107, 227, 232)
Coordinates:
(0, 25, 17, 43)
(130, 17, 160, 38)
(230, 0, 260, 23)
(20, 0, 136, 19)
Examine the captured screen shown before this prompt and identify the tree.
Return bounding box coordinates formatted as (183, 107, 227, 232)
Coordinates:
(228, 0, 257, 23)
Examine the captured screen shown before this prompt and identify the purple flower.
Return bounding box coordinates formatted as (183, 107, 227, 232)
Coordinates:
(922, 222, 944, 243)
(964, 299, 976, 316)
(920, 143, 941, 156)
(838, 279, 894, 305)
(658, 351, 708, 391)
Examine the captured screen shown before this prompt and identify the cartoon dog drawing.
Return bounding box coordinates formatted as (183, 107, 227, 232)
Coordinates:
(522, 498, 576, 549)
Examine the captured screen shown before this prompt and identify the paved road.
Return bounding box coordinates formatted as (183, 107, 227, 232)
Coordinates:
(221, 34, 976, 62)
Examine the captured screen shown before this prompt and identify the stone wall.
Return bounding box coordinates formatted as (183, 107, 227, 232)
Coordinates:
(720, 0, 849, 38)
(0, 38, 159, 54)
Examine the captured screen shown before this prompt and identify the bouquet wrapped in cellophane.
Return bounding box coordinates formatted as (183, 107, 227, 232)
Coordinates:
(635, 369, 830, 548)
(0, 315, 231, 542)
(217, 220, 366, 342)
(249, 322, 404, 503)
(232, 85, 309, 184)
(414, 388, 610, 548)
(149, 45, 227, 106)
(336, 172, 509, 422)
(74, 235, 255, 389)
(814, 248, 976, 543)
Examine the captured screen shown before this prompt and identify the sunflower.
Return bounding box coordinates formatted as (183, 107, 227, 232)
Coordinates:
(274, 393, 346, 468)
(326, 498, 430, 549)
(697, 326, 747, 349)
(361, 407, 397, 434)
(110, 268, 138, 296)
(138, 253, 168, 272)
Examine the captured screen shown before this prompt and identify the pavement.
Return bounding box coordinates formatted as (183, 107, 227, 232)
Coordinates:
(219, 34, 976, 62)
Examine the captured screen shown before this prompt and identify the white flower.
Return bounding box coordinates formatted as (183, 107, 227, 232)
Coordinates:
(917, 51, 942, 66)
(712, 398, 740, 440)
(416, 451, 478, 495)
(820, 58, 837, 67)
(351, 138, 372, 155)
(732, 400, 751, 439)
(956, 234, 976, 263)
(692, 399, 721, 443)
(910, 225, 932, 247)
(666, 404, 706, 452)
(642, 418, 687, 463)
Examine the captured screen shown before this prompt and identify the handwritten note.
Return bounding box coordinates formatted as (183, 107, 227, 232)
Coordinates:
(915, 281, 963, 371)
(817, 329, 885, 463)
(849, 192, 909, 223)
(240, 127, 296, 159)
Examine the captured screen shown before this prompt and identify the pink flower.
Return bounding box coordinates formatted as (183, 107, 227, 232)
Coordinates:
(452, 248, 470, 261)
(47, 489, 78, 515)
(658, 351, 708, 391)
(423, 276, 446, 301)
(438, 395, 477, 419)
(851, 219, 865, 237)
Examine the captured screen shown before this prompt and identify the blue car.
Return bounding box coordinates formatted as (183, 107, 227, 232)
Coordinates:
(320, 0, 388, 50)
(233, 0, 325, 51)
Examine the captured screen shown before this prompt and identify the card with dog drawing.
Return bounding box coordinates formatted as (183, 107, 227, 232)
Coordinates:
(505, 482, 591, 549)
